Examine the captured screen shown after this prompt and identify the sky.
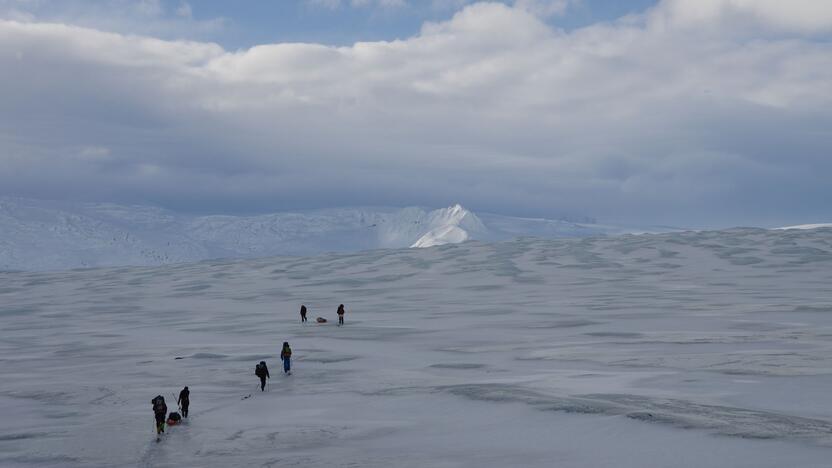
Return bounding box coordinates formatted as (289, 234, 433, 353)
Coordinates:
(1, 0, 831, 227)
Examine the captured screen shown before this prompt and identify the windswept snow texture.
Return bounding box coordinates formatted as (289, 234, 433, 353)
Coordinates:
(2, 228, 832, 467)
(0, 198, 642, 271)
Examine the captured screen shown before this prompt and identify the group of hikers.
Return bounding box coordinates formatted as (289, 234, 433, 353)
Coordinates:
(151, 303, 347, 440)
(151, 386, 189, 441)
(301, 303, 346, 325)
(255, 341, 293, 390)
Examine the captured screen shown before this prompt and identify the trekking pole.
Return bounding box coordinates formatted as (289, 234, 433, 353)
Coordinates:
(172, 393, 183, 415)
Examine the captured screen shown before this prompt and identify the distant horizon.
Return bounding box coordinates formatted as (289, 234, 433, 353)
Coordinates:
(0, 194, 601, 224)
(4, 194, 831, 231)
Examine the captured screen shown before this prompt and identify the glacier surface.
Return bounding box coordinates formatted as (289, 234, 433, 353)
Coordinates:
(1, 227, 832, 466)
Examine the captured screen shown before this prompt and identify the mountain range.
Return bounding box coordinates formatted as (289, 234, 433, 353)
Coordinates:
(0, 197, 659, 271)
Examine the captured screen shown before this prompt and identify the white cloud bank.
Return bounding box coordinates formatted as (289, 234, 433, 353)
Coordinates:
(1, 0, 831, 225)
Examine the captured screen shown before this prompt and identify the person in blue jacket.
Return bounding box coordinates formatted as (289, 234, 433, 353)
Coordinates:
(280, 342, 292, 375)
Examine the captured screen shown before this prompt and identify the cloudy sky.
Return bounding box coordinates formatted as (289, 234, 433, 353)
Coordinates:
(1, 0, 830, 227)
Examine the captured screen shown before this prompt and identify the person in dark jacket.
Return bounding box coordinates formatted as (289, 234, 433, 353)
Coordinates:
(255, 361, 270, 391)
(152, 395, 167, 438)
(177, 386, 190, 418)
(300, 305, 308, 323)
(337, 304, 345, 325)
(280, 342, 292, 374)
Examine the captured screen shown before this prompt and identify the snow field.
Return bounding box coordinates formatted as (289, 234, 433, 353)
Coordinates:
(1, 227, 832, 466)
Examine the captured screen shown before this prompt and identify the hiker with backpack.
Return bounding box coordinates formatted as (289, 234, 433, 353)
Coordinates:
(151, 395, 167, 440)
(300, 304, 308, 323)
(177, 386, 190, 418)
(337, 304, 345, 325)
(280, 342, 292, 375)
(255, 361, 270, 391)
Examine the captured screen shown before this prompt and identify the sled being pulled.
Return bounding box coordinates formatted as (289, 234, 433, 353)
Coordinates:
(167, 412, 182, 426)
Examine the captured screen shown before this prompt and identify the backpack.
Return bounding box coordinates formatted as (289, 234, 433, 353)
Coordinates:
(255, 363, 266, 377)
(152, 396, 166, 414)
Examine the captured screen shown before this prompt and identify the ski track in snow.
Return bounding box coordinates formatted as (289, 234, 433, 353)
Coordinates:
(1, 228, 832, 466)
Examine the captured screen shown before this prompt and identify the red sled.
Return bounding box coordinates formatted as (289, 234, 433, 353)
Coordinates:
(167, 412, 182, 426)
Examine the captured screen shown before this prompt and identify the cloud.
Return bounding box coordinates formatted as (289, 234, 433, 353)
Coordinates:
(0, 1, 831, 226)
(175, 2, 192, 19)
(512, 0, 575, 18)
(306, 0, 577, 17)
(653, 0, 832, 34)
(306, 0, 407, 10)
(77, 146, 112, 162)
(134, 0, 163, 17)
(0, 0, 227, 39)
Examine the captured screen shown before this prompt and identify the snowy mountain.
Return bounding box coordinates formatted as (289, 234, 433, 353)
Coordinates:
(409, 204, 489, 248)
(0, 198, 647, 271)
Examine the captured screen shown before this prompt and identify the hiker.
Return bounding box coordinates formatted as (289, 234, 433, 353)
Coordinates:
(177, 386, 190, 418)
(337, 304, 345, 325)
(300, 304, 308, 323)
(255, 361, 270, 391)
(151, 395, 167, 438)
(280, 342, 292, 374)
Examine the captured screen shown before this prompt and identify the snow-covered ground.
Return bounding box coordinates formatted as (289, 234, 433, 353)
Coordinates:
(1, 227, 832, 467)
(0, 197, 657, 271)
(777, 223, 832, 230)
